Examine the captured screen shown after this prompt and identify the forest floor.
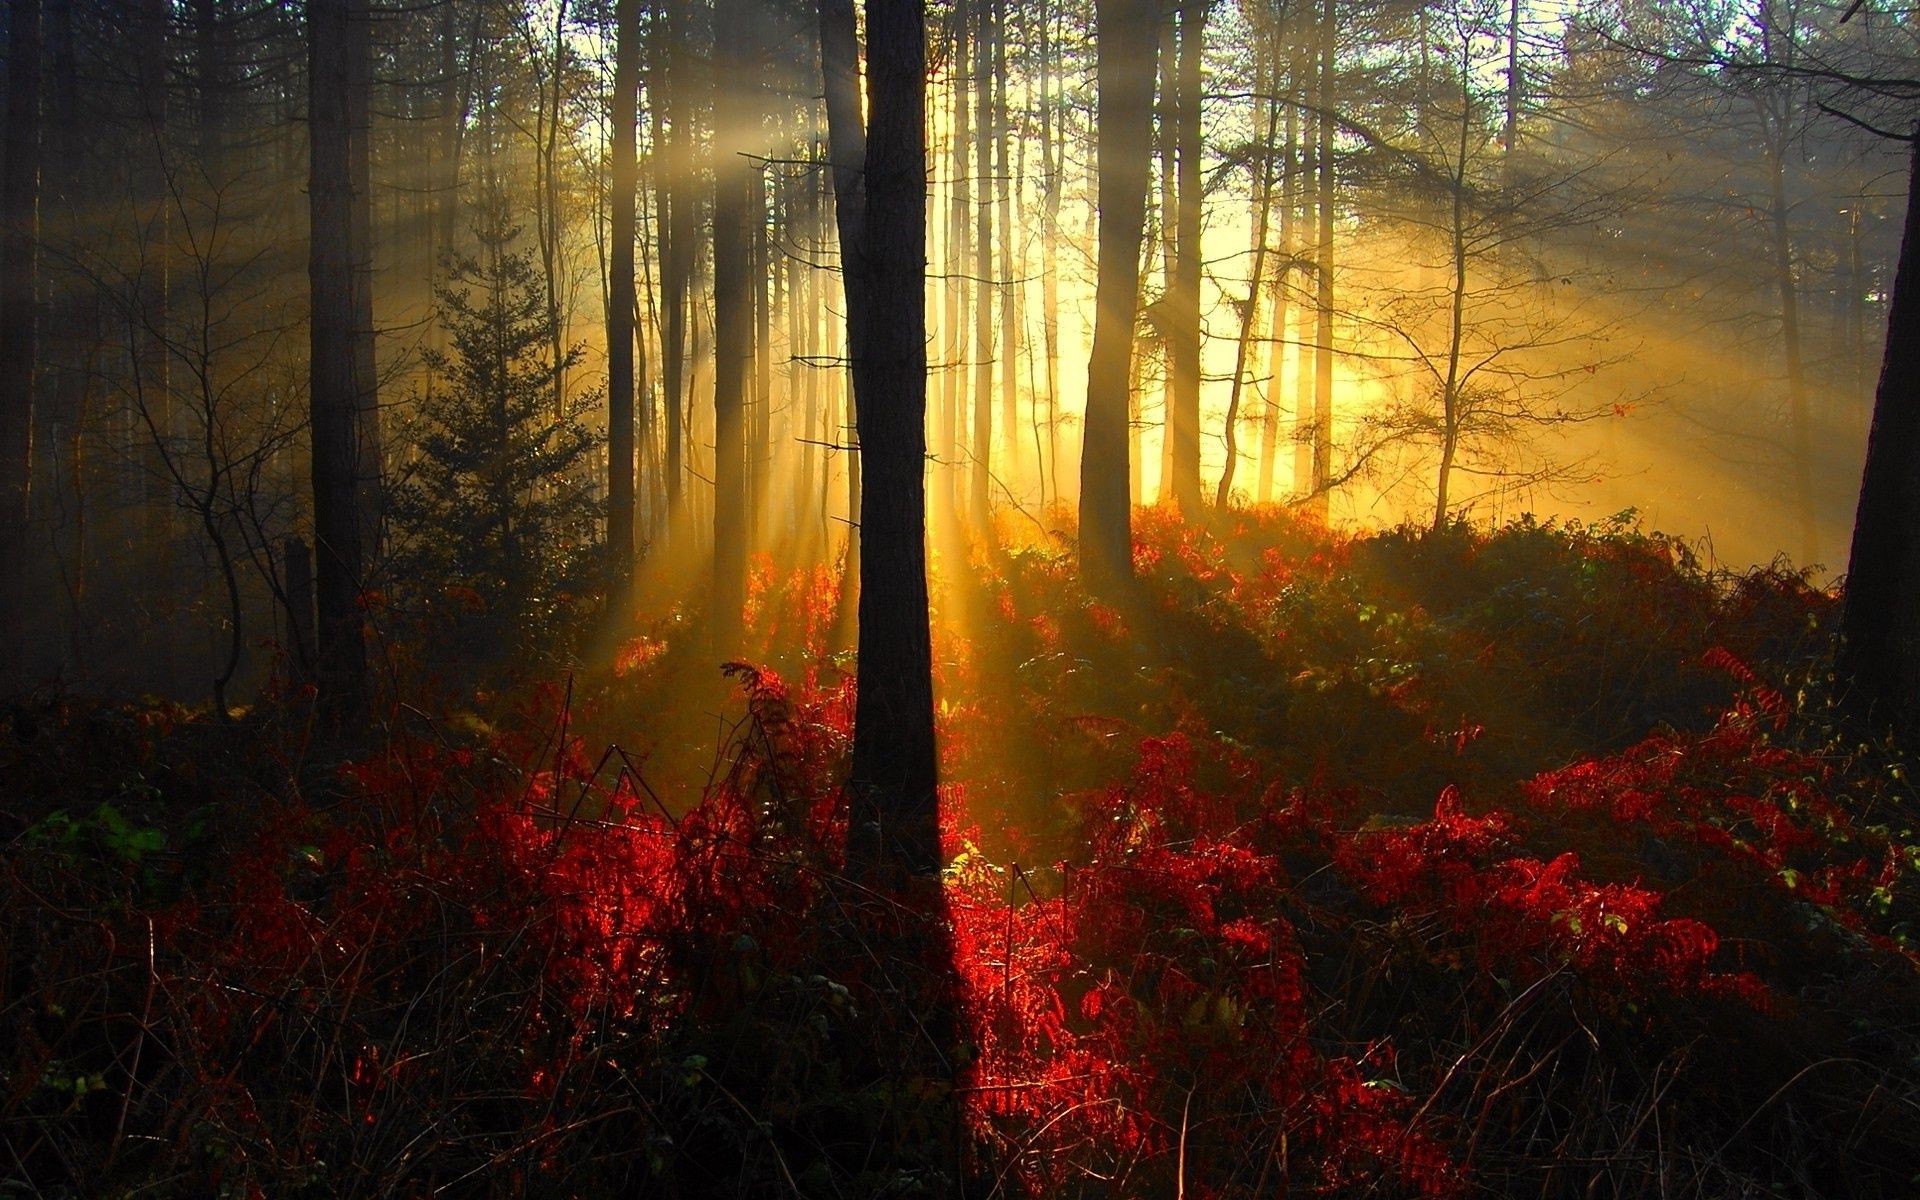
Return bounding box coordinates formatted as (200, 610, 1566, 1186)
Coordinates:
(5, 508, 1919, 1198)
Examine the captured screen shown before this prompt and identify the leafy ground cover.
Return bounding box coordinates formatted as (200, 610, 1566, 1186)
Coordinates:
(4, 511, 1916, 1198)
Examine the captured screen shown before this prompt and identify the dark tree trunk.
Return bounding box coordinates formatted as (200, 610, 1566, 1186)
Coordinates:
(0, 0, 44, 677)
(660, 0, 693, 534)
(820, 0, 938, 873)
(1079, 0, 1159, 587)
(282, 535, 316, 684)
(309, 0, 371, 721)
(608, 0, 639, 594)
(346, 0, 380, 549)
(711, 0, 753, 655)
(1166, 0, 1205, 517)
(1840, 138, 1920, 746)
(136, 0, 171, 539)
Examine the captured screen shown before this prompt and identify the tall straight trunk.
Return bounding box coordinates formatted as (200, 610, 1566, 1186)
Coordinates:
(346, 0, 380, 545)
(538, 0, 571, 419)
(1156, 12, 1177, 505)
(995, 0, 1019, 501)
(820, 0, 938, 870)
(1840, 137, 1920, 746)
(434, 3, 468, 343)
(1038, 0, 1062, 506)
(799, 160, 821, 540)
(309, 0, 371, 720)
(136, 0, 171, 536)
(944, 1, 970, 528)
(1309, 0, 1335, 518)
(1850, 204, 1867, 396)
(1434, 69, 1472, 531)
(1166, 0, 1205, 516)
(1258, 60, 1295, 505)
(607, 0, 639, 591)
(46, 0, 94, 673)
(1767, 137, 1816, 565)
(636, 61, 659, 537)
(192, 0, 226, 164)
(1129, 318, 1146, 507)
(970, 0, 993, 528)
(1080, 0, 1159, 587)
(0, 0, 43, 674)
(711, 0, 753, 653)
(1292, 26, 1316, 500)
(939, 11, 965, 528)
(660, 0, 693, 531)
(753, 162, 773, 550)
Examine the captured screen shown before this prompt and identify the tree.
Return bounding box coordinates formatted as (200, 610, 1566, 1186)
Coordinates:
(606, 0, 639, 599)
(308, 0, 376, 721)
(1336, 0, 1626, 529)
(388, 196, 603, 652)
(709, 0, 757, 656)
(1164, 0, 1208, 517)
(1080, 0, 1161, 588)
(820, 0, 938, 873)
(0, 0, 44, 680)
(1839, 134, 1920, 745)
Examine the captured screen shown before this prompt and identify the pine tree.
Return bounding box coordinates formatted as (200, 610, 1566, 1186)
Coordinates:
(391, 193, 604, 652)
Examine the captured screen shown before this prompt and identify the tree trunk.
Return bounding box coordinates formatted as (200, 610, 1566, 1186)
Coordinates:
(309, 0, 371, 721)
(282, 535, 316, 684)
(752, 158, 773, 554)
(1257, 52, 1295, 506)
(1309, 0, 1335, 519)
(0, 0, 43, 677)
(970, 0, 994, 530)
(660, 0, 693, 534)
(1038, 0, 1062, 507)
(136, 0, 172, 541)
(607, 0, 639, 595)
(1292, 24, 1316, 501)
(821, 0, 939, 873)
(995, 0, 1020, 503)
(1156, 13, 1176, 505)
(1166, 0, 1206, 517)
(711, 0, 753, 655)
(1079, 0, 1158, 587)
(1434, 68, 1472, 532)
(944, 0, 970, 532)
(346, 0, 380, 551)
(1767, 137, 1817, 566)
(1839, 137, 1920, 746)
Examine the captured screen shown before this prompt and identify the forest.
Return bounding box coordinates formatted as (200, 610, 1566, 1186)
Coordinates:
(5, 0, 1920, 1194)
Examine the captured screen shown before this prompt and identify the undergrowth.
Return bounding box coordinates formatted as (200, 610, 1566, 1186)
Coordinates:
(4, 511, 1916, 1198)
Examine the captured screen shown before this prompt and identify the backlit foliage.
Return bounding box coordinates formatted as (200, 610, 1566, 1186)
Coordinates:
(4, 515, 1916, 1197)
